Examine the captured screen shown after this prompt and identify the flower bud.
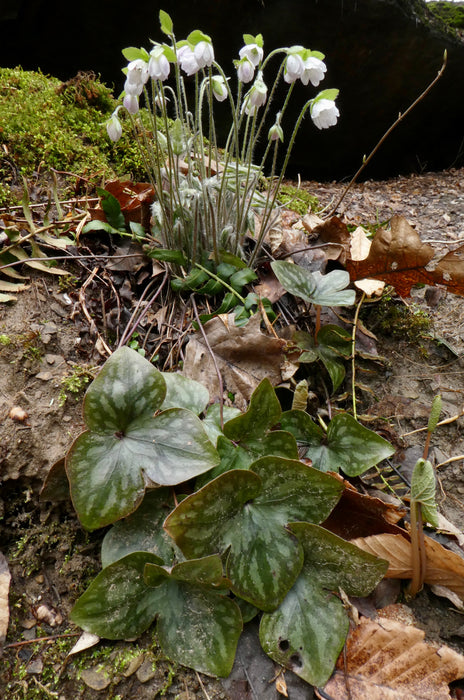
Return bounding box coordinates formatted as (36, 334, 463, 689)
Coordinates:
(211, 75, 228, 102)
(194, 40, 215, 68)
(148, 47, 170, 81)
(236, 57, 255, 84)
(268, 123, 284, 142)
(311, 98, 340, 129)
(106, 110, 123, 142)
(123, 93, 139, 115)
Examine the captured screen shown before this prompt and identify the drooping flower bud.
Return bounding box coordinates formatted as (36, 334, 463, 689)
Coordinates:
(194, 40, 215, 68)
(148, 46, 170, 81)
(236, 57, 255, 84)
(211, 75, 228, 102)
(246, 71, 267, 113)
(123, 93, 139, 115)
(106, 109, 123, 142)
(311, 98, 339, 129)
(268, 112, 284, 141)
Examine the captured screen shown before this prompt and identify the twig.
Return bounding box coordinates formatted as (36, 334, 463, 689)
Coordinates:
(401, 408, 464, 437)
(326, 51, 447, 217)
(351, 292, 365, 420)
(190, 294, 224, 429)
(195, 671, 212, 700)
(4, 632, 80, 649)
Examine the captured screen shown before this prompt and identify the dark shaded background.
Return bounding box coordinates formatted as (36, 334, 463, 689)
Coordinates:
(1, 0, 463, 180)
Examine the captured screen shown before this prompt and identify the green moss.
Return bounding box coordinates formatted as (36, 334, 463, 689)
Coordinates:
(278, 184, 319, 215)
(0, 68, 152, 205)
(428, 1, 464, 29)
(362, 295, 432, 342)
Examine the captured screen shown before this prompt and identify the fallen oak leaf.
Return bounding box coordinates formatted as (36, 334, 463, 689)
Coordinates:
(345, 215, 464, 297)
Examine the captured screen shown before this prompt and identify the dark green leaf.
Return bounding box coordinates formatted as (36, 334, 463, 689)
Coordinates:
(165, 458, 344, 610)
(260, 522, 388, 686)
(147, 248, 188, 266)
(96, 187, 126, 230)
(101, 489, 179, 568)
(281, 410, 394, 476)
(295, 325, 351, 391)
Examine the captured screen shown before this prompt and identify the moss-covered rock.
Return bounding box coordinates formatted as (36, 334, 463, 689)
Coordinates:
(0, 68, 149, 205)
(428, 1, 464, 30)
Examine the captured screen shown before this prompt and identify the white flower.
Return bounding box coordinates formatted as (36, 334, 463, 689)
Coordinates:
(211, 75, 228, 102)
(245, 71, 267, 114)
(123, 93, 139, 115)
(236, 57, 255, 84)
(194, 40, 215, 68)
(126, 58, 149, 87)
(124, 78, 143, 96)
(284, 54, 305, 84)
(106, 110, 123, 142)
(177, 45, 201, 76)
(301, 57, 327, 87)
(311, 98, 340, 129)
(148, 47, 170, 81)
(239, 43, 263, 67)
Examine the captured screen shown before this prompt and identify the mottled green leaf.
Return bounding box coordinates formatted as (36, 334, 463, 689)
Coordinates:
(165, 458, 344, 610)
(70, 551, 164, 639)
(260, 522, 388, 686)
(71, 551, 242, 677)
(101, 489, 180, 568)
(66, 348, 219, 529)
(160, 372, 209, 414)
(271, 261, 355, 307)
(281, 410, 394, 476)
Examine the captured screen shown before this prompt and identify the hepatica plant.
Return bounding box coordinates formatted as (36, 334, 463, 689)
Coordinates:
(66, 346, 390, 685)
(105, 10, 340, 273)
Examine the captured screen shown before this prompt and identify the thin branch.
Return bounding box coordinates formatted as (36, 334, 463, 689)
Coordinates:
(326, 51, 447, 217)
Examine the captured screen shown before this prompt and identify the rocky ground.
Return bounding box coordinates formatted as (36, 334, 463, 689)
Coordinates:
(1, 168, 464, 699)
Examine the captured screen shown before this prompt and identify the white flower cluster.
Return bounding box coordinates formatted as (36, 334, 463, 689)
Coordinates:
(106, 18, 340, 145)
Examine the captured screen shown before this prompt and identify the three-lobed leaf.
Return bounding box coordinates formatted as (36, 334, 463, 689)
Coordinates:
(260, 522, 388, 687)
(71, 552, 242, 677)
(281, 410, 394, 476)
(66, 347, 219, 530)
(165, 457, 344, 611)
(295, 325, 352, 392)
(271, 261, 355, 307)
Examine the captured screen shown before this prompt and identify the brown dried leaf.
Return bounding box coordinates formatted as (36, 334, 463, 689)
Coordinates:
(182, 312, 290, 410)
(321, 615, 464, 700)
(90, 179, 155, 228)
(323, 480, 406, 540)
(345, 216, 464, 297)
(351, 533, 464, 600)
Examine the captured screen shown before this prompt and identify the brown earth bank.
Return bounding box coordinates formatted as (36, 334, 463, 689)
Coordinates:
(1, 168, 464, 699)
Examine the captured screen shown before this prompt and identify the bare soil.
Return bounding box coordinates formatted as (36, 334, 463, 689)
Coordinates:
(1, 168, 464, 699)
